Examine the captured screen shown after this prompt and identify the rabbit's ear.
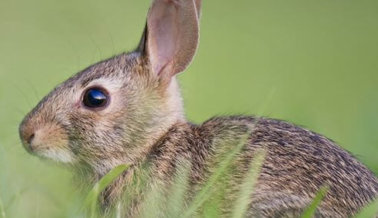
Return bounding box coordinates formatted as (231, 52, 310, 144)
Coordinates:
(194, 0, 202, 18)
(137, 0, 201, 79)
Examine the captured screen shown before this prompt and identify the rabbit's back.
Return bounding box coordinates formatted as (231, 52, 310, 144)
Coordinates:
(203, 116, 378, 217)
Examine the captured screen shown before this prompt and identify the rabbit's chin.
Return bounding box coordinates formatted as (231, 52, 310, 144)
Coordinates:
(34, 147, 76, 164)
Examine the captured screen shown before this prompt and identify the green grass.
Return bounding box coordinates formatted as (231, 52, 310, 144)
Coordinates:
(79, 148, 376, 218)
(182, 134, 254, 218)
(230, 150, 266, 218)
(84, 164, 130, 218)
(0, 195, 5, 218)
(1, 0, 378, 217)
(301, 186, 329, 218)
(74, 120, 376, 218)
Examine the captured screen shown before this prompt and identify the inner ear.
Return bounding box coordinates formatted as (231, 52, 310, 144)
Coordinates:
(136, 0, 201, 80)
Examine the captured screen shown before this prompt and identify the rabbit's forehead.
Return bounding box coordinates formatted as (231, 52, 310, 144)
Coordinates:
(76, 66, 130, 89)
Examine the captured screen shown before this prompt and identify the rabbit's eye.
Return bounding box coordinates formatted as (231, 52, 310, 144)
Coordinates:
(82, 87, 109, 109)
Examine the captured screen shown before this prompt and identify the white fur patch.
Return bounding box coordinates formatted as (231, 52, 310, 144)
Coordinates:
(86, 77, 125, 93)
(39, 148, 76, 163)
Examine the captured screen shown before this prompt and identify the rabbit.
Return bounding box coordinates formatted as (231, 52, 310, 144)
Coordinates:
(19, 0, 377, 217)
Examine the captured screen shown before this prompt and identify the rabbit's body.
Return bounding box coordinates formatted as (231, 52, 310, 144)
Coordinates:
(19, 0, 377, 217)
(101, 116, 377, 217)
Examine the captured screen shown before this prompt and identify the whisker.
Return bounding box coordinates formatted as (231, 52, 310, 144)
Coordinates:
(89, 34, 103, 63)
(108, 30, 117, 55)
(9, 80, 34, 109)
(27, 81, 41, 104)
(61, 30, 82, 71)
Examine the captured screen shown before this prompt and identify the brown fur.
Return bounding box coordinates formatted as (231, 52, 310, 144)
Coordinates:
(19, 0, 377, 217)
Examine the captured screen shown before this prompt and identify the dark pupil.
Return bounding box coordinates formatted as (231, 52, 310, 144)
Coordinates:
(83, 88, 108, 108)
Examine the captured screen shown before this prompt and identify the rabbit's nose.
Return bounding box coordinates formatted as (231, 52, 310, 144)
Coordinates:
(19, 122, 37, 152)
(26, 133, 35, 146)
(23, 132, 36, 152)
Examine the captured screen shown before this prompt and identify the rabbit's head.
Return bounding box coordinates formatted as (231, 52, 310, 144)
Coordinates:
(19, 0, 202, 174)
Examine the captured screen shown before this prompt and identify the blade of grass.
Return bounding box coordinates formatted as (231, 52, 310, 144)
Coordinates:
(182, 131, 254, 218)
(0, 194, 6, 218)
(301, 186, 329, 218)
(115, 201, 122, 218)
(138, 182, 165, 218)
(83, 164, 130, 218)
(202, 176, 228, 218)
(138, 162, 191, 217)
(231, 150, 266, 218)
(354, 197, 378, 218)
(165, 161, 191, 218)
(4, 188, 28, 210)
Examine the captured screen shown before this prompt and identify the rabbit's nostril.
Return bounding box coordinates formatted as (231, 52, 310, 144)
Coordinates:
(27, 133, 35, 145)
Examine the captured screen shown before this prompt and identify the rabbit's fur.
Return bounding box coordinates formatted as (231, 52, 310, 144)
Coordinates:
(19, 0, 377, 217)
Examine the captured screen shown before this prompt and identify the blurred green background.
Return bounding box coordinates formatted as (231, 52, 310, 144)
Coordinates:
(0, 0, 377, 217)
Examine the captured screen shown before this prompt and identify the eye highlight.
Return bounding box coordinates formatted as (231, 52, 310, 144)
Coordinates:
(82, 87, 109, 109)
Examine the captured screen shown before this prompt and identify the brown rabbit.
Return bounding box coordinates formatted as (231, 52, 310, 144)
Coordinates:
(19, 0, 377, 217)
